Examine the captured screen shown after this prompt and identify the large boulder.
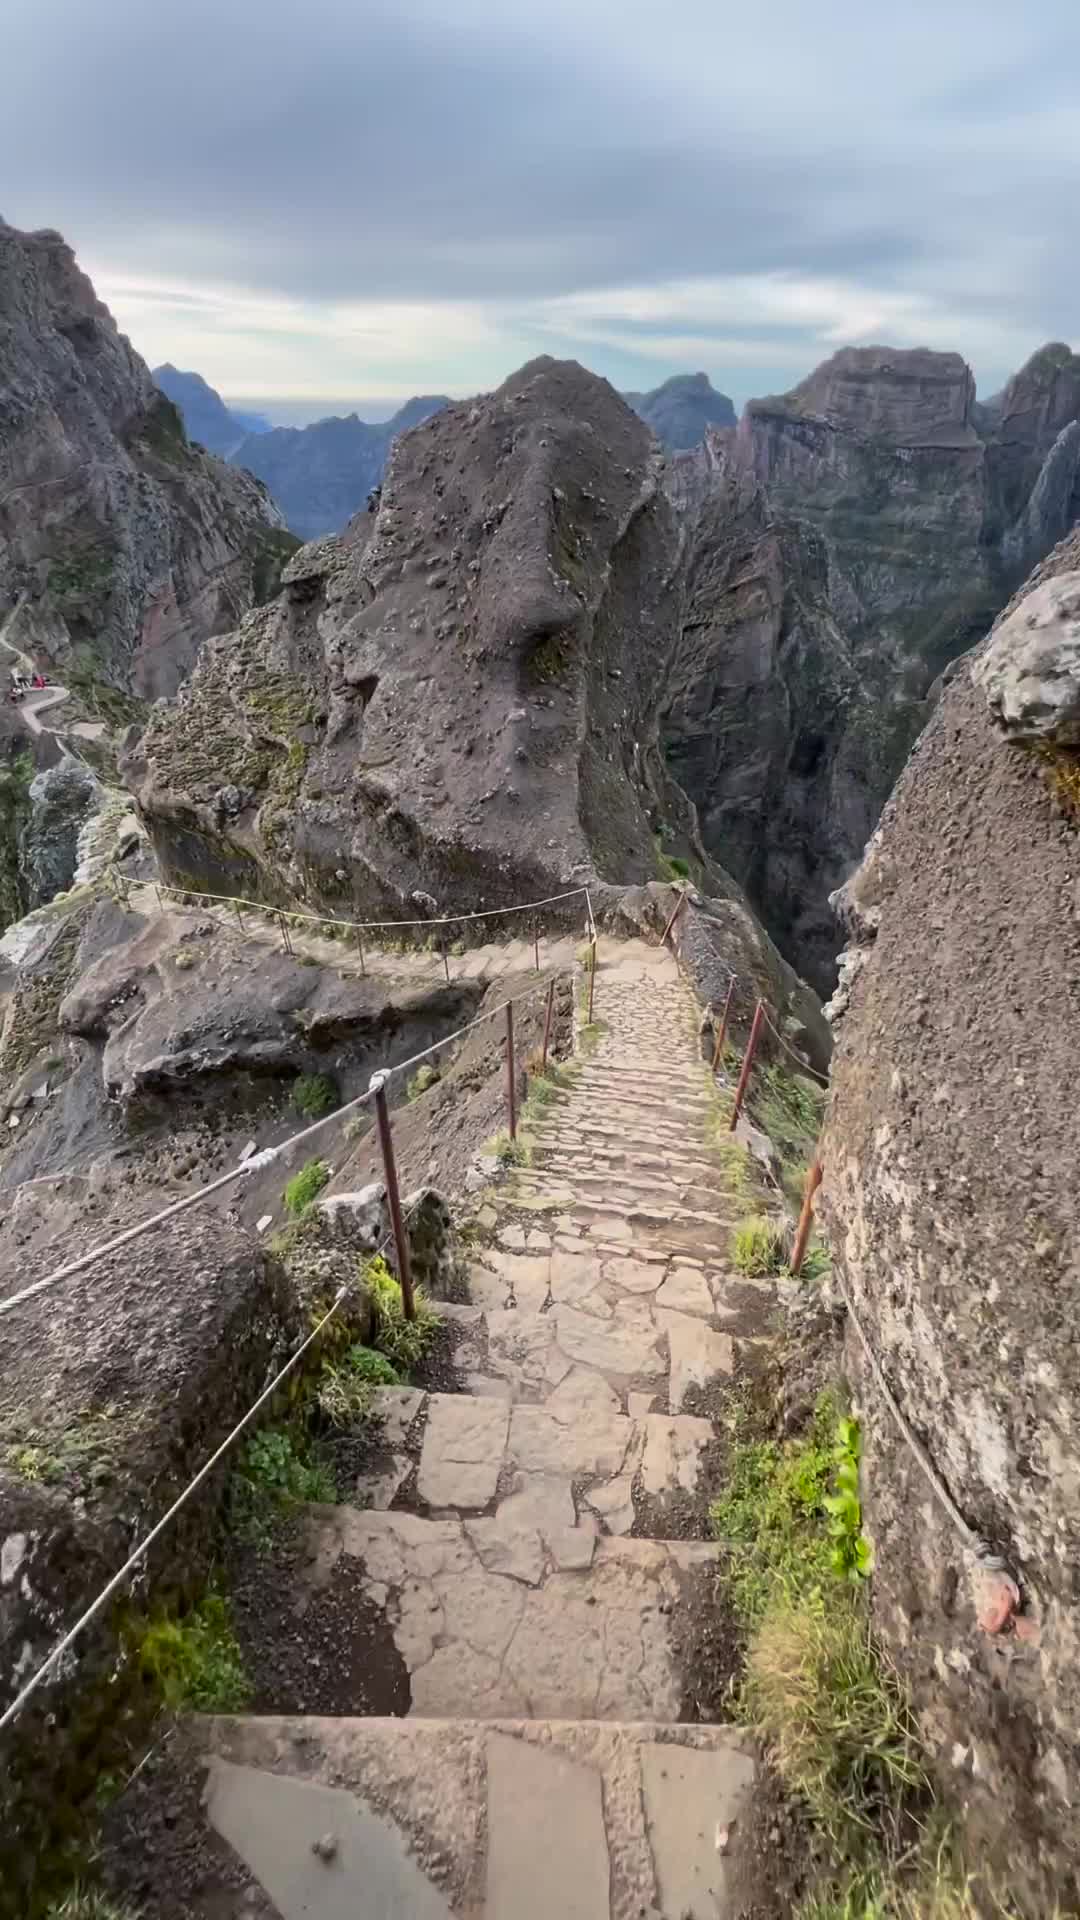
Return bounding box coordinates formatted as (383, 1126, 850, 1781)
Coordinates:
(0, 1209, 298, 1908)
(972, 569, 1080, 742)
(819, 524, 1080, 1908)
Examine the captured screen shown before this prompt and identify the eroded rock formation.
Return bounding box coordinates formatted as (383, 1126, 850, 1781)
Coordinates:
(663, 344, 1080, 990)
(0, 219, 297, 705)
(819, 525, 1080, 1909)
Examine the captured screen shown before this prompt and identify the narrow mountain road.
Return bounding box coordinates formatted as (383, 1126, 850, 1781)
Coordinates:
(0, 598, 105, 742)
(181, 936, 778, 1918)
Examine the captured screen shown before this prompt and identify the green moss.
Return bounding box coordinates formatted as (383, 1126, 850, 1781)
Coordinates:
(283, 1156, 331, 1216)
(654, 835, 691, 883)
(291, 1073, 338, 1118)
(130, 1587, 250, 1712)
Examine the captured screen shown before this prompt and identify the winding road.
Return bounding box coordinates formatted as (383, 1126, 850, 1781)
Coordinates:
(0, 596, 105, 742)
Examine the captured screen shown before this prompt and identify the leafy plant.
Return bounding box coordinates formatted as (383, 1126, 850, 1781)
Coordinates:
(291, 1073, 338, 1118)
(133, 1588, 251, 1713)
(228, 1425, 336, 1544)
(825, 1416, 874, 1582)
(316, 1344, 401, 1426)
(283, 1157, 330, 1217)
(710, 1392, 839, 1628)
(732, 1215, 786, 1277)
(407, 1063, 440, 1101)
(366, 1255, 439, 1372)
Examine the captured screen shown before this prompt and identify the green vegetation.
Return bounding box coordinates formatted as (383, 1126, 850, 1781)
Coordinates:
(252, 527, 303, 605)
(316, 1344, 401, 1426)
(46, 1888, 142, 1920)
(132, 1587, 250, 1712)
(366, 1255, 440, 1372)
(707, 1396, 1008, 1915)
(654, 835, 691, 883)
(283, 1156, 331, 1216)
(732, 1214, 787, 1277)
(1, 1406, 134, 1494)
(291, 1072, 338, 1119)
(137, 390, 189, 462)
(751, 1059, 827, 1172)
(228, 1426, 336, 1545)
(1032, 740, 1080, 822)
(407, 1063, 441, 1101)
(47, 541, 116, 609)
(0, 746, 34, 931)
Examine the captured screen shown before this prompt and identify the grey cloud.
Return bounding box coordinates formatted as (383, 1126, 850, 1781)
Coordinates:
(3, 0, 1079, 387)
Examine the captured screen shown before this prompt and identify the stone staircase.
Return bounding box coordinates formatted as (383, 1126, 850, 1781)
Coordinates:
(195, 938, 770, 1918)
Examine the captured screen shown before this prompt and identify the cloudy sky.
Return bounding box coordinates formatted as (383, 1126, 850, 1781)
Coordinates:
(4, 0, 1079, 420)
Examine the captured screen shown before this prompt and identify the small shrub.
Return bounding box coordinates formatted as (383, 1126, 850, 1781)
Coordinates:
(733, 1215, 786, 1276)
(134, 1589, 251, 1713)
(228, 1426, 336, 1543)
(171, 947, 198, 971)
(407, 1063, 441, 1101)
(291, 1072, 338, 1118)
(490, 1129, 529, 1167)
(316, 1344, 401, 1426)
(343, 1113, 368, 1144)
(366, 1255, 440, 1372)
(284, 1157, 330, 1217)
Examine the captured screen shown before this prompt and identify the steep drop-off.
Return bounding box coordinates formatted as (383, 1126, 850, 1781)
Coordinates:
(229, 396, 451, 540)
(664, 344, 1080, 991)
(0, 220, 296, 707)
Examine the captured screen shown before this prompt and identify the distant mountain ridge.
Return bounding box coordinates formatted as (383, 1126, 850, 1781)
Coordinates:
(151, 364, 267, 456)
(624, 371, 736, 448)
(158, 365, 737, 538)
(228, 397, 452, 539)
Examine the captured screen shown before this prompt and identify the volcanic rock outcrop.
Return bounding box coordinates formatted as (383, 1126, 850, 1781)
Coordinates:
(127, 357, 820, 1032)
(663, 343, 1080, 990)
(819, 524, 1080, 1910)
(0, 219, 296, 706)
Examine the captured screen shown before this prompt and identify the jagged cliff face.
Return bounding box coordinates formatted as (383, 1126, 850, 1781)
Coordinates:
(664, 344, 1080, 991)
(126, 357, 823, 1033)
(0, 220, 296, 705)
(819, 526, 1080, 1910)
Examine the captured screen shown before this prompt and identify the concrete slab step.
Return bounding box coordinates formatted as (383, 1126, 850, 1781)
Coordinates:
(198, 1714, 756, 1920)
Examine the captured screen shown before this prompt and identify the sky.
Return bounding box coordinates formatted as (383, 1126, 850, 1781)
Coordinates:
(4, 0, 1079, 423)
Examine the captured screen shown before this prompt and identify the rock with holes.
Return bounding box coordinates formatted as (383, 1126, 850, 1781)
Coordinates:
(972, 571, 1080, 741)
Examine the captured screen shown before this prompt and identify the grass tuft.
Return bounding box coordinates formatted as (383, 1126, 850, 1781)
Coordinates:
(283, 1157, 330, 1217)
(733, 1214, 787, 1276)
(316, 1343, 401, 1426)
(407, 1063, 441, 1101)
(366, 1255, 440, 1372)
(46, 1888, 143, 1920)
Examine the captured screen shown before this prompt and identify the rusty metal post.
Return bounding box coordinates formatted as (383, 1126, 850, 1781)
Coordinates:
(153, 883, 163, 914)
(541, 978, 555, 1075)
(234, 900, 244, 932)
(278, 913, 293, 954)
(370, 1071, 416, 1320)
(729, 999, 765, 1132)
(660, 888, 686, 948)
(441, 934, 450, 985)
(711, 976, 736, 1072)
(534, 930, 540, 972)
(505, 1001, 517, 1140)
(789, 1156, 824, 1277)
(353, 925, 366, 975)
(587, 938, 597, 1024)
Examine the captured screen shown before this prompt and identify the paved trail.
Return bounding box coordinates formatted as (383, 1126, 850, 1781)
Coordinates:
(0, 597, 105, 742)
(191, 936, 771, 1918)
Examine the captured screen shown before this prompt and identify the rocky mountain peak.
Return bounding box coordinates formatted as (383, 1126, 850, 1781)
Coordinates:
(750, 343, 977, 446)
(0, 217, 297, 709)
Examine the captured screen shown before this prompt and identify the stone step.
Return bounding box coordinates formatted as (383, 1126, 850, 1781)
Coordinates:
(533, 1149, 732, 1192)
(198, 1714, 756, 1920)
(570, 1079, 712, 1112)
(572, 1063, 706, 1088)
(292, 1503, 715, 1721)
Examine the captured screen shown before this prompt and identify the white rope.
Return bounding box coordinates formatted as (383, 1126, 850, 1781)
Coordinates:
(1, 1277, 351, 1730)
(759, 1003, 831, 1088)
(0, 965, 571, 1321)
(152, 880, 590, 934)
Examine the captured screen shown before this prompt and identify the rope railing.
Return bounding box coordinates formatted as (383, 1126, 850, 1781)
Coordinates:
(0, 1192, 423, 1734)
(0, 962, 573, 1322)
(131, 876, 593, 937)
